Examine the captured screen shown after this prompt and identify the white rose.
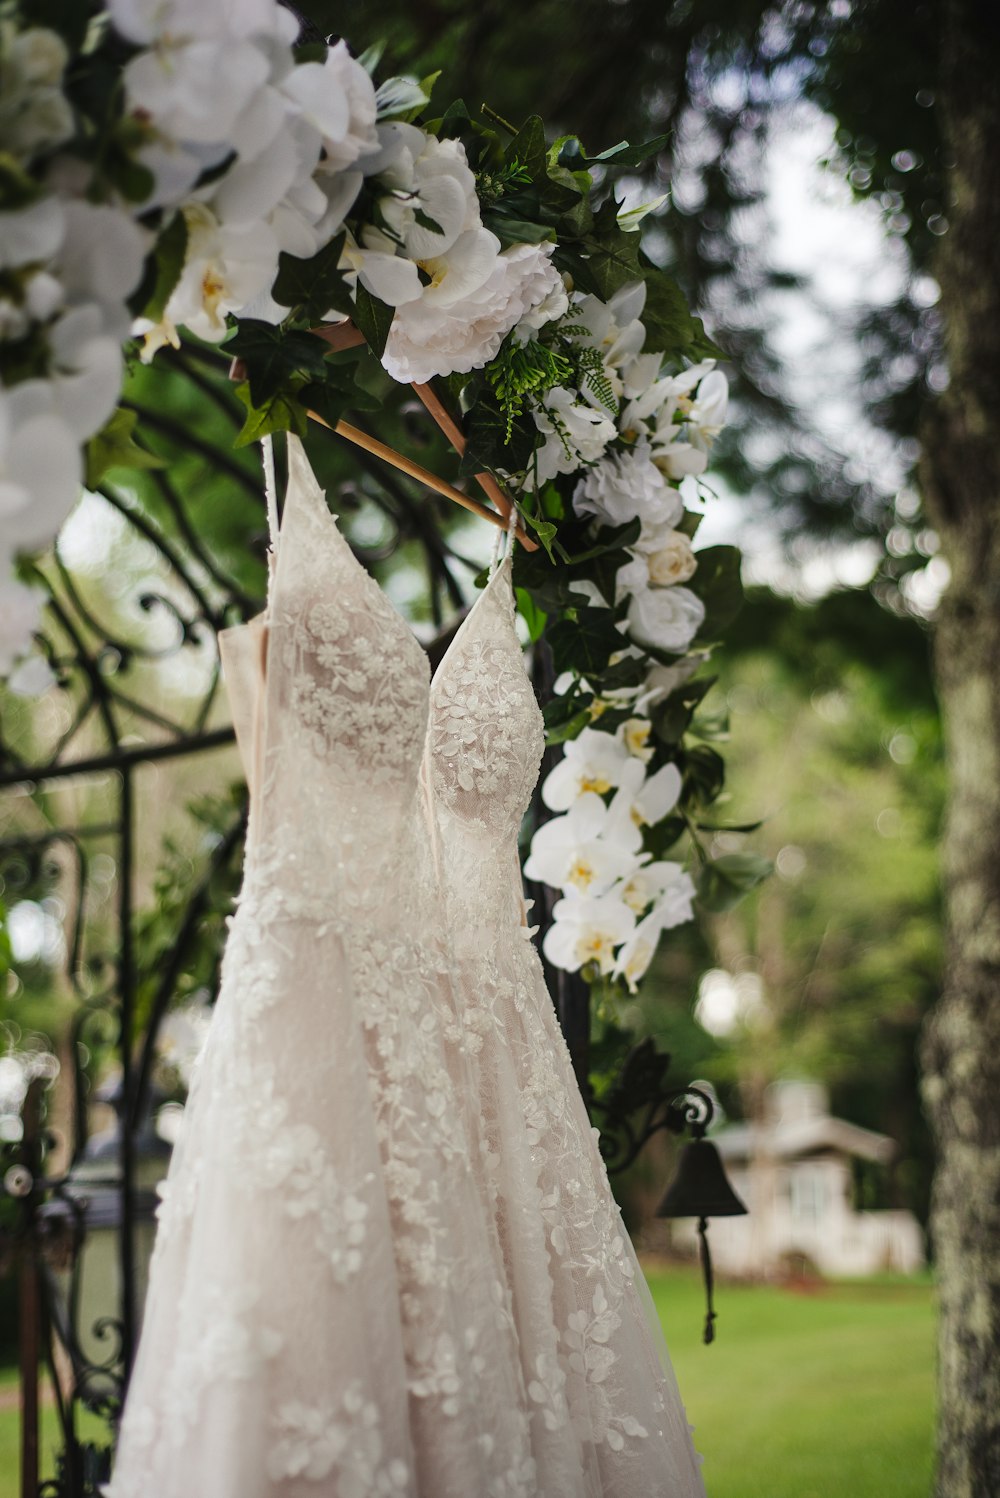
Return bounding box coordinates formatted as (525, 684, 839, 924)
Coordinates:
(627, 584, 705, 654)
(645, 529, 697, 586)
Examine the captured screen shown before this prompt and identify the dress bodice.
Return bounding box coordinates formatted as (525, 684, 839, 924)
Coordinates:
(222, 435, 544, 933)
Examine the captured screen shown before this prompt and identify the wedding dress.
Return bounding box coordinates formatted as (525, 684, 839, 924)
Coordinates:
(108, 435, 705, 1498)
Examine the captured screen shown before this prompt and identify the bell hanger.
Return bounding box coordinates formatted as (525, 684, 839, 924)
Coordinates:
(309, 320, 538, 551)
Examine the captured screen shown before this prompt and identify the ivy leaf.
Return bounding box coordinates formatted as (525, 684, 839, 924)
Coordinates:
(233, 382, 308, 447)
(226, 321, 329, 406)
(85, 408, 166, 488)
(352, 283, 395, 358)
(683, 743, 727, 803)
(460, 396, 537, 475)
(569, 199, 643, 300)
(696, 853, 773, 914)
(505, 114, 547, 181)
(515, 586, 548, 642)
(689, 545, 744, 637)
(140, 211, 188, 324)
(483, 211, 556, 247)
(546, 605, 625, 679)
(271, 233, 351, 320)
(299, 371, 381, 427)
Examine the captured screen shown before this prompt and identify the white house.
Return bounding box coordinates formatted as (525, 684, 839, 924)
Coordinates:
(673, 1079, 925, 1278)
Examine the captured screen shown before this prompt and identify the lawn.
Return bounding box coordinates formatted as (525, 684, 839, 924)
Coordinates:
(0, 1269, 935, 1498)
(648, 1267, 936, 1498)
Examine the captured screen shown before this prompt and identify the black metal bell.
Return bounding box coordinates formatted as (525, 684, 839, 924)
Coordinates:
(655, 1138, 747, 1346)
(655, 1138, 747, 1221)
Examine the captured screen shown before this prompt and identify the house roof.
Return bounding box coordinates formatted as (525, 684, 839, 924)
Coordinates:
(712, 1114, 896, 1166)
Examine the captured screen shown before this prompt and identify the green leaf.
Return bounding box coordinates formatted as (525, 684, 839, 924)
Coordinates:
(0, 151, 43, 211)
(506, 115, 548, 180)
(352, 283, 395, 359)
(585, 133, 671, 169)
(696, 853, 773, 914)
(233, 382, 308, 447)
(85, 409, 166, 488)
(570, 198, 643, 300)
(544, 707, 594, 745)
(482, 211, 556, 247)
(515, 586, 548, 642)
(299, 371, 381, 426)
(271, 233, 350, 320)
(689, 545, 744, 637)
(460, 396, 537, 475)
(638, 269, 698, 355)
(226, 321, 330, 406)
(546, 606, 625, 679)
(142, 211, 189, 324)
(683, 743, 727, 803)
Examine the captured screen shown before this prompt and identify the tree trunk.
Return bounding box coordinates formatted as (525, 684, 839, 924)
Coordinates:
(919, 3, 1000, 1492)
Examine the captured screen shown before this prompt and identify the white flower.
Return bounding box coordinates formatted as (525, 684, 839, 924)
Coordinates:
(362, 125, 479, 259)
(619, 718, 654, 763)
(56, 201, 148, 335)
(523, 794, 644, 897)
(573, 442, 683, 536)
(284, 41, 379, 172)
(543, 893, 636, 975)
(108, 0, 287, 46)
(0, 24, 74, 163)
(613, 877, 696, 990)
(574, 282, 659, 404)
(534, 387, 616, 484)
(123, 34, 272, 148)
(616, 860, 690, 915)
(381, 241, 564, 385)
(143, 203, 279, 350)
(0, 385, 81, 555)
(0, 196, 65, 271)
(0, 576, 47, 676)
(541, 726, 631, 810)
(609, 756, 682, 831)
(651, 435, 708, 480)
(627, 583, 705, 653)
(7, 653, 55, 696)
(618, 527, 698, 592)
(686, 368, 728, 450)
(514, 271, 569, 339)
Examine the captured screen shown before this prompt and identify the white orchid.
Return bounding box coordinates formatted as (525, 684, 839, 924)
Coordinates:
(615, 860, 692, 916)
(618, 718, 655, 763)
(609, 757, 682, 832)
(613, 877, 697, 991)
(534, 387, 617, 484)
(0, 23, 74, 164)
(541, 726, 632, 811)
(542, 893, 636, 976)
(573, 442, 683, 537)
(573, 282, 660, 405)
(627, 582, 705, 654)
(361, 125, 480, 260)
(0, 196, 65, 272)
(524, 793, 644, 897)
(685, 368, 728, 451)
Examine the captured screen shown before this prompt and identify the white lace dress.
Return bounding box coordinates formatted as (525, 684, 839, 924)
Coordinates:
(107, 436, 705, 1497)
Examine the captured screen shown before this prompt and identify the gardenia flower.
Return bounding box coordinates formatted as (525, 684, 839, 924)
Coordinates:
(627, 583, 705, 654)
(541, 726, 632, 811)
(534, 387, 617, 485)
(524, 793, 644, 897)
(543, 893, 636, 976)
(573, 442, 683, 537)
(381, 241, 566, 385)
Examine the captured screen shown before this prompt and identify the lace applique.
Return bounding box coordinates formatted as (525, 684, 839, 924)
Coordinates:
(267, 1385, 411, 1492)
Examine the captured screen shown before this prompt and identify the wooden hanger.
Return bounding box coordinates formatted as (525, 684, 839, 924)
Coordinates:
(309, 321, 538, 551)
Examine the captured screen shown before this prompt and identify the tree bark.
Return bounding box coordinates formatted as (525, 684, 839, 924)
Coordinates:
(919, 3, 1000, 1492)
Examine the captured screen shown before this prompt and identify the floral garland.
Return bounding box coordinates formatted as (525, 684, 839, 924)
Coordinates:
(0, 0, 766, 992)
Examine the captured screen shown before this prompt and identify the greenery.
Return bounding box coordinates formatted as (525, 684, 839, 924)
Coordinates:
(0, 1269, 935, 1498)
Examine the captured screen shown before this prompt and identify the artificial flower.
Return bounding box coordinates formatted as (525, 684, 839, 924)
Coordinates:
(543, 893, 636, 976)
(573, 442, 683, 536)
(541, 726, 632, 810)
(627, 583, 705, 654)
(0, 385, 81, 555)
(613, 878, 697, 991)
(533, 387, 617, 484)
(524, 794, 644, 897)
(0, 577, 47, 676)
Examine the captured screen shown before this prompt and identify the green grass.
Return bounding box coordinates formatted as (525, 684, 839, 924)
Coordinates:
(648, 1267, 936, 1498)
(0, 1271, 935, 1498)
